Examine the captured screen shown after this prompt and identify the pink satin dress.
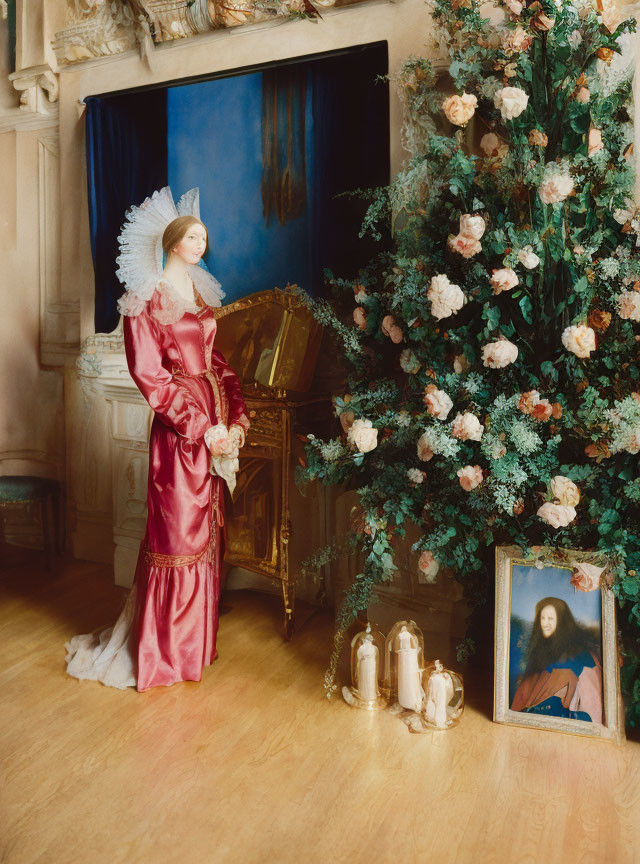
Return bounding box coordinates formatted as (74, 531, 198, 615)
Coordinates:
(122, 284, 249, 691)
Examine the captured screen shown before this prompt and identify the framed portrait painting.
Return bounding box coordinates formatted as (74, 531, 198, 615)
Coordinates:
(494, 546, 624, 742)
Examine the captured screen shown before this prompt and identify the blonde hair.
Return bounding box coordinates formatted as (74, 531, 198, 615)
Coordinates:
(162, 215, 208, 256)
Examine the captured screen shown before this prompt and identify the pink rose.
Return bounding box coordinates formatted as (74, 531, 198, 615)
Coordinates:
(457, 465, 483, 491)
(490, 267, 519, 295)
(423, 385, 453, 421)
(570, 562, 604, 592)
(537, 502, 576, 529)
(451, 412, 484, 441)
(459, 214, 486, 240)
(448, 233, 482, 258)
(575, 86, 591, 104)
(417, 550, 439, 584)
(618, 291, 640, 322)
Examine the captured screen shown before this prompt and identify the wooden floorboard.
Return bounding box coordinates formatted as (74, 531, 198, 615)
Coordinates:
(1, 546, 639, 864)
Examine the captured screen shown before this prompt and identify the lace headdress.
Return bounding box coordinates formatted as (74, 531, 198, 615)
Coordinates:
(115, 186, 225, 318)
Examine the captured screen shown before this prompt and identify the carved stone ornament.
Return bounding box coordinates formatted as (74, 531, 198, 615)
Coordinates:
(8, 65, 59, 114)
(53, 0, 340, 66)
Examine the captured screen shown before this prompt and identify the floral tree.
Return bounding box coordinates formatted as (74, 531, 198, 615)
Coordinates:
(297, 0, 640, 721)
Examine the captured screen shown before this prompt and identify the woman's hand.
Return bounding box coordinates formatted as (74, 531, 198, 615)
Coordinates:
(204, 424, 234, 458)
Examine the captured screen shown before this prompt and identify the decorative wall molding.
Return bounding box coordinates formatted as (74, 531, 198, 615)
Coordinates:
(8, 63, 59, 114)
(51, 0, 358, 67)
(37, 129, 80, 365)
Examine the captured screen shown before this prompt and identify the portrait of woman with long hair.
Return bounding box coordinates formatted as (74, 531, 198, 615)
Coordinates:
(510, 596, 603, 723)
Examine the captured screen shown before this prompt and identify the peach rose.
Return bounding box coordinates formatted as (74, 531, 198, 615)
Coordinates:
(457, 465, 483, 491)
(503, 26, 532, 54)
(562, 324, 596, 358)
(480, 133, 508, 158)
(416, 433, 435, 462)
(570, 562, 605, 592)
(504, 0, 523, 14)
(347, 418, 378, 453)
(575, 86, 591, 104)
(448, 233, 482, 258)
(531, 399, 553, 422)
(588, 309, 611, 330)
(451, 412, 484, 441)
(417, 550, 439, 584)
(551, 475, 581, 507)
(424, 385, 454, 421)
(551, 402, 563, 419)
(442, 92, 477, 126)
(490, 268, 519, 295)
(618, 291, 640, 322)
(459, 214, 486, 240)
(353, 283, 367, 301)
(428, 274, 465, 320)
(494, 87, 529, 120)
(537, 502, 577, 529)
(481, 339, 518, 369)
(519, 390, 540, 414)
(339, 410, 355, 433)
(528, 129, 548, 147)
(539, 168, 574, 204)
(353, 307, 367, 330)
(588, 127, 604, 156)
(381, 314, 403, 344)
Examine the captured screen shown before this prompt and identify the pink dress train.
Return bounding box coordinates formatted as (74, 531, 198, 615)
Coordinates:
(65, 282, 249, 691)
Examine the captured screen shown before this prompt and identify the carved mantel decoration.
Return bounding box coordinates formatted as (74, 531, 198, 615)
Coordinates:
(52, 0, 368, 66)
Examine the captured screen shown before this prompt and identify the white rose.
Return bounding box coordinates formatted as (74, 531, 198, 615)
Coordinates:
(539, 166, 574, 204)
(428, 274, 465, 320)
(417, 550, 439, 584)
(568, 29, 582, 50)
(448, 233, 482, 258)
(453, 353, 470, 374)
(518, 245, 540, 269)
(451, 412, 484, 441)
(562, 324, 596, 358)
(570, 562, 604, 592)
(504, 0, 523, 14)
(494, 86, 529, 121)
(407, 467, 425, 484)
(550, 475, 581, 507)
(490, 268, 519, 295)
(537, 502, 577, 529)
(618, 291, 640, 322)
(347, 418, 378, 453)
(424, 386, 454, 421)
(482, 339, 518, 369)
(459, 214, 486, 240)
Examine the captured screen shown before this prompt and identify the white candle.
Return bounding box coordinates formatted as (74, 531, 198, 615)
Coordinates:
(396, 627, 423, 711)
(357, 639, 379, 701)
(426, 661, 454, 728)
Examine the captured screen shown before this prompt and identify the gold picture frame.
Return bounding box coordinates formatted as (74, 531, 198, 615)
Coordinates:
(494, 546, 624, 742)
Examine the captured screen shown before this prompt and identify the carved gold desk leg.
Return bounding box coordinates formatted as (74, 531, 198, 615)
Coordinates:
(280, 408, 294, 639)
(282, 575, 295, 640)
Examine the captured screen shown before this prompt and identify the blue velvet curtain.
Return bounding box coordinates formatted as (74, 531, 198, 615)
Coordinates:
(86, 90, 168, 333)
(308, 42, 390, 293)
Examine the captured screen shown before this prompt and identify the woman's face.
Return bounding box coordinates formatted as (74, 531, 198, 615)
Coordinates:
(540, 604, 558, 638)
(173, 223, 207, 265)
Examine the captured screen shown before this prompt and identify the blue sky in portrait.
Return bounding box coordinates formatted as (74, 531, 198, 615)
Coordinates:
(511, 565, 601, 628)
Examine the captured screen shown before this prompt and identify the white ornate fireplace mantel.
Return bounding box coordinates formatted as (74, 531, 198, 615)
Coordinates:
(75, 324, 152, 587)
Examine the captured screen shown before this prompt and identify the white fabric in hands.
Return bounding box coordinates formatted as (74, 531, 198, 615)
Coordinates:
(65, 586, 137, 689)
(205, 423, 243, 494)
(115, 185, 225, 309)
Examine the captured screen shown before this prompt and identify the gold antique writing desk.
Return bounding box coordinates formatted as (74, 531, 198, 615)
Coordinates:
(213, 287, 329, 638)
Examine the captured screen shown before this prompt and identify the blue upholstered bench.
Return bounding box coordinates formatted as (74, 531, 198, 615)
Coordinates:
(0, 476, 62, 569)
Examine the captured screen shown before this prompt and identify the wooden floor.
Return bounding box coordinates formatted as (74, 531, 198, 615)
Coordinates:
(1, 547, 639, 864)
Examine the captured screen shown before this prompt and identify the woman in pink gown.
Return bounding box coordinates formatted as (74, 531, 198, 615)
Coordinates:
(65, 188, 249, 691)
